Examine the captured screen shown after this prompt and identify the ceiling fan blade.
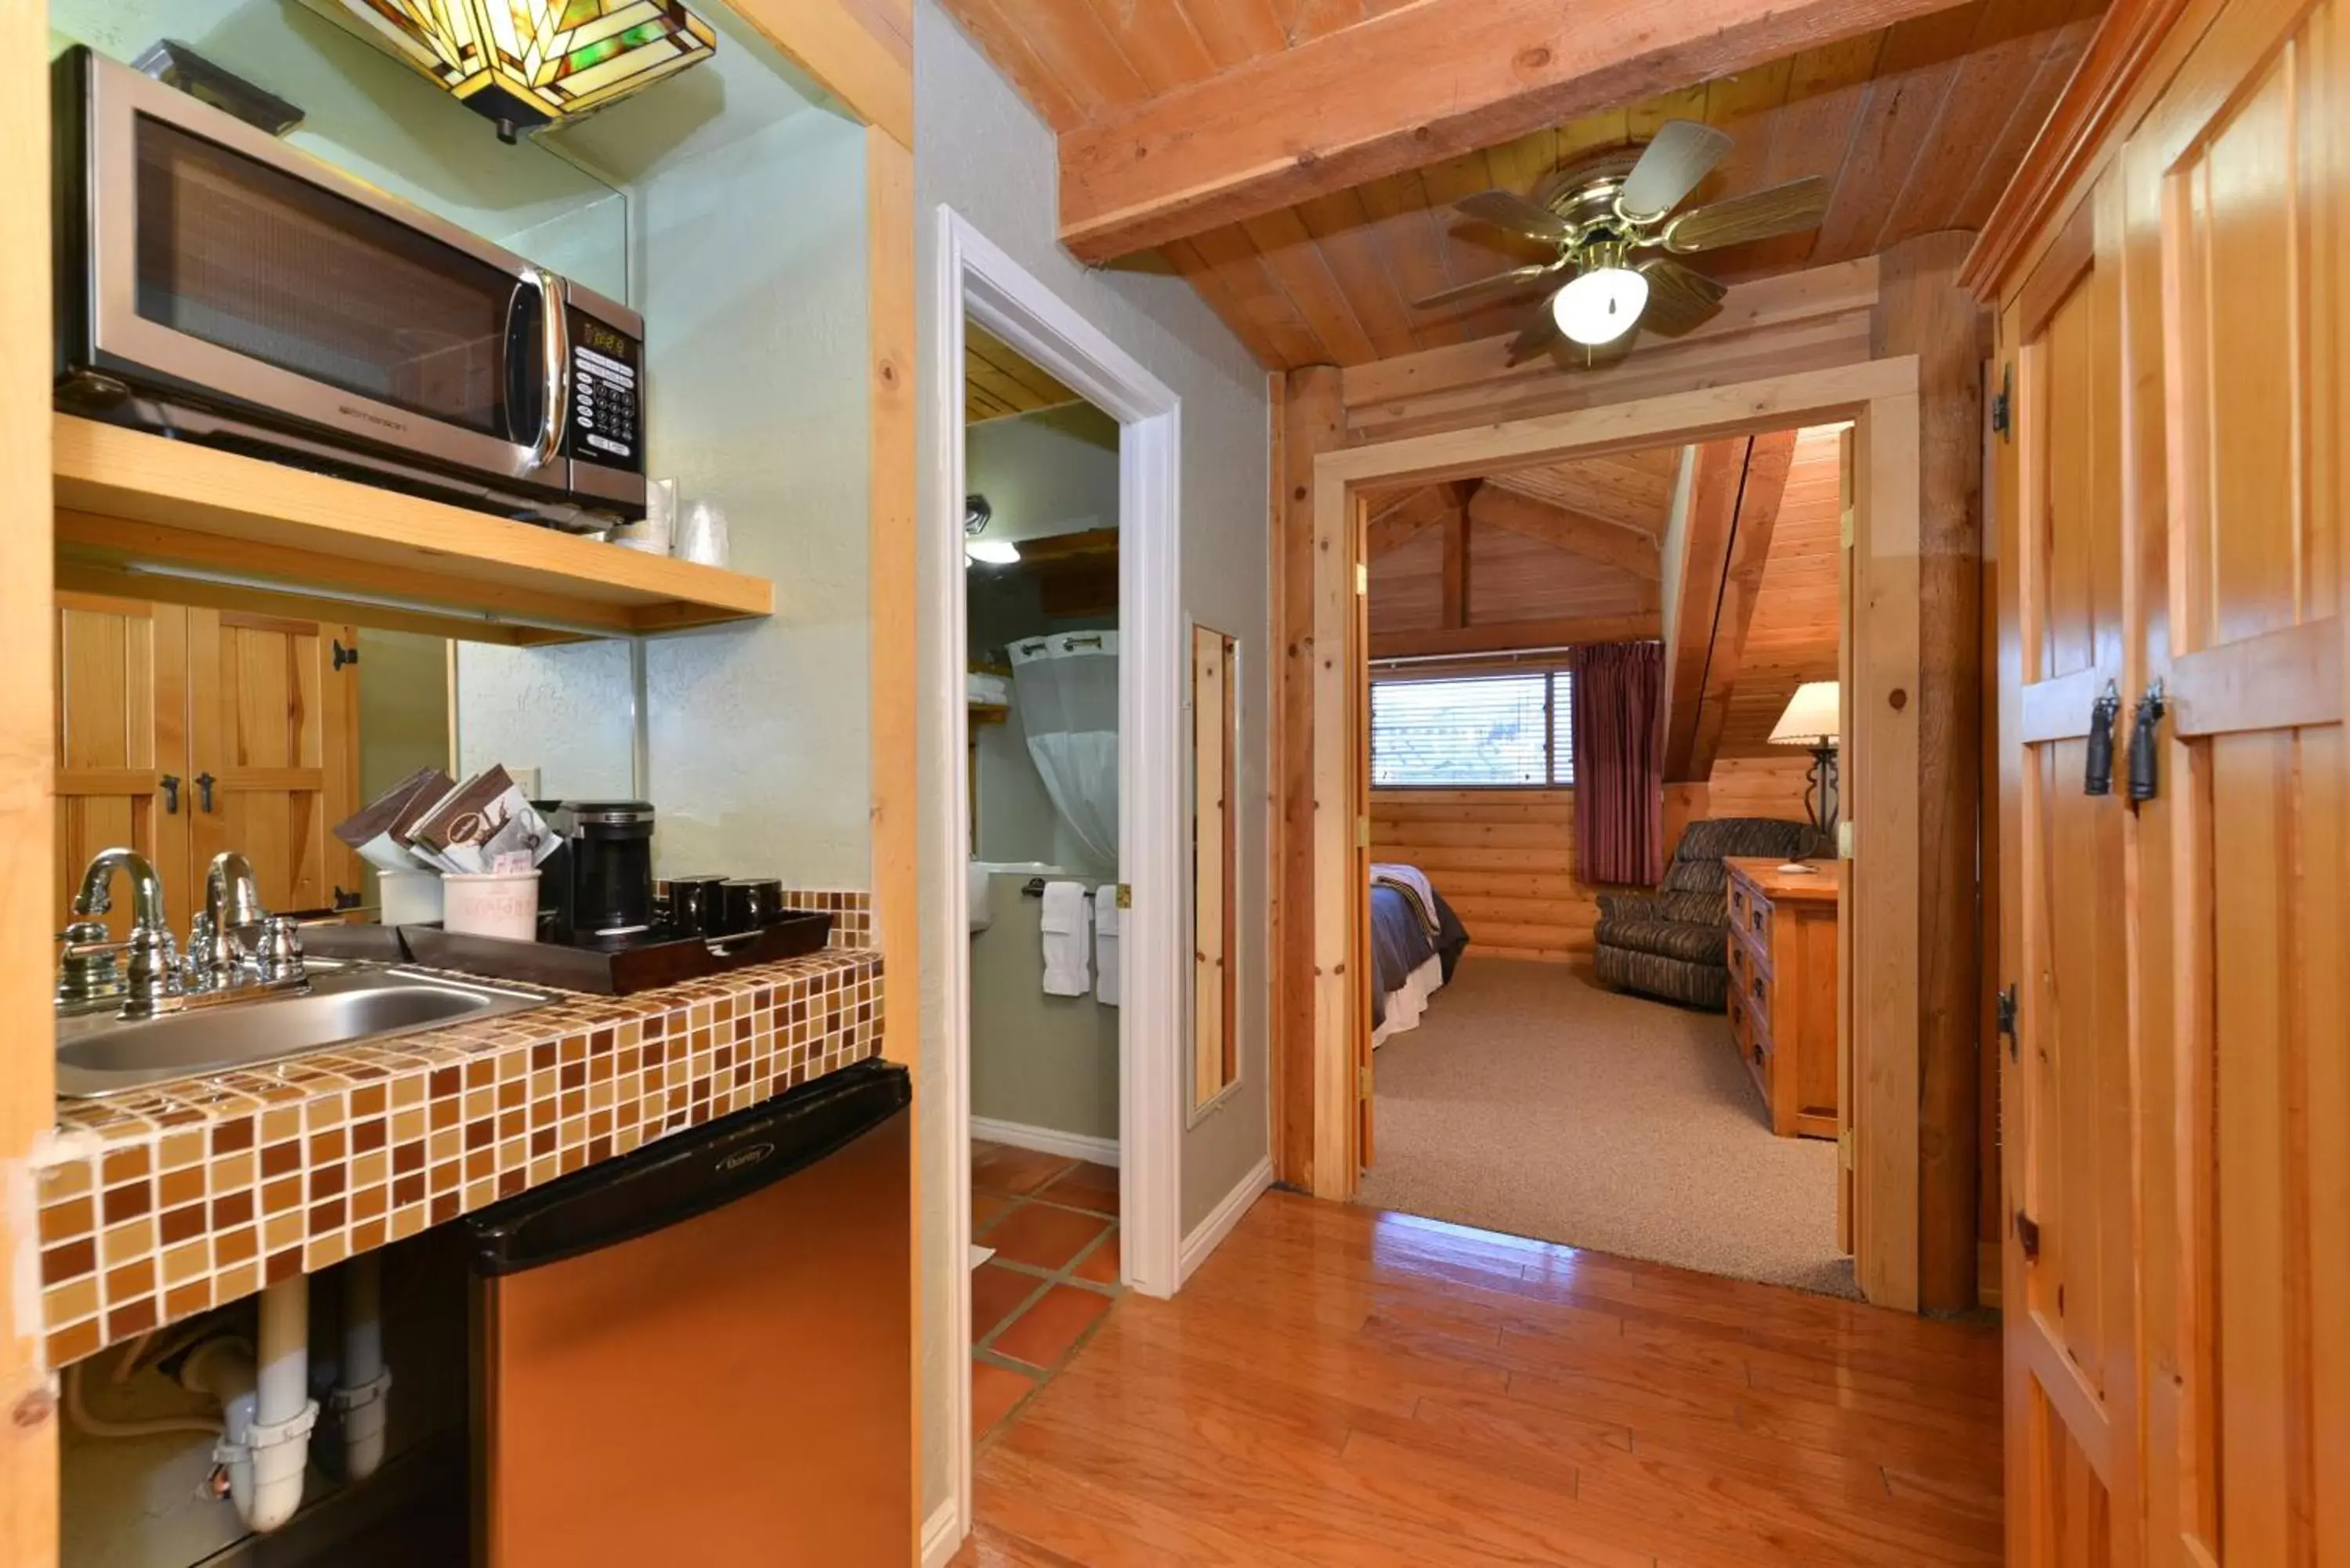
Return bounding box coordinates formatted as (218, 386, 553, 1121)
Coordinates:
(1659, 175, 1831, 253)
(1410, 258, 1567, 311)
(1636, 258, 1728, 337)
(1505, 300, 1563, 366)
(1618, 120, 1734, 222)
(1452, 189, 1573, 244)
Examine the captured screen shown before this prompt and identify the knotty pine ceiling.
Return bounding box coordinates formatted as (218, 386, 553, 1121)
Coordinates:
(965, 323, 1082, 423)
(936, 0, 2104, 369)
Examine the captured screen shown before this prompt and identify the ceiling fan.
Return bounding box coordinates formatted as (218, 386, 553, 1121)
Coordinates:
(1412, 121, 1830, 366)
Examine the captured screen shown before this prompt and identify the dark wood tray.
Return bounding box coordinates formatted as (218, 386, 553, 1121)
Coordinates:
(398, 910, 834, 995)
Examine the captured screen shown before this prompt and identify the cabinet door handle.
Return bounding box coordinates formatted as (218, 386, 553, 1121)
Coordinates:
(195, 772, 217, 812)
(2084, 680, 2120, 795)
(160, 774, 180, 815)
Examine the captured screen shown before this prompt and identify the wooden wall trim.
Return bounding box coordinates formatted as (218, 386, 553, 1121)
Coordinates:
(1369, 613, 1660, 661)
(733, 0, 915, 149)
(1274, 367, 1343, 1191)
(2, 0, 59, 1545)
(1874, 230, 1987, 1313)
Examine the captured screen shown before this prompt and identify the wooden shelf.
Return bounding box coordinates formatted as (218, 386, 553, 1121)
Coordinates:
(52, 415, 773, 645)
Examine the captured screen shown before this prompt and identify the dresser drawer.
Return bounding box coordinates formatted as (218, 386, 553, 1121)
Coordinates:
(1736, 887, 1773, 953)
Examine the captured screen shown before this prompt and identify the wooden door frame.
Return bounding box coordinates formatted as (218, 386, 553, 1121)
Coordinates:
(1303, 355, 1934, 1309)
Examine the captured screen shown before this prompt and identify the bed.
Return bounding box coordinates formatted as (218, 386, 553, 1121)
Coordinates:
(1369, 863, 1470, 1046)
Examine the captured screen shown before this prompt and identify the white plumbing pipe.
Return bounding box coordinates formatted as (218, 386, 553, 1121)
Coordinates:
(182, 1276, 317, 1534)
(330, 1252, 391, 1483)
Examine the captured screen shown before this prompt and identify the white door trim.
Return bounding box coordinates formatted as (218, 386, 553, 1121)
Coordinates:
(928, 204, 1184, 1555)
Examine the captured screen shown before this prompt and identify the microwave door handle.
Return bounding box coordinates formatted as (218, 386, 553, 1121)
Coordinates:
(526, 266, 568, 471)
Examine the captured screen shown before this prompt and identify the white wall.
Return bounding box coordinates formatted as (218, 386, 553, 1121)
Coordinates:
(915, 0, 1274, 1521)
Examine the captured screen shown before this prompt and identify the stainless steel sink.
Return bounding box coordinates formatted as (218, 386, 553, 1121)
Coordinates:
(56, 963, 555, 1097)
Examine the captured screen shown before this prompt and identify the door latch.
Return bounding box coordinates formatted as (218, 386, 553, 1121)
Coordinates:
(194, 771, 217, 812)
(2015, 1209, 2041, 1263)
(160, 774, 181, 815)
(1996, 983, 2018, 1060)
(2083, 679, 2120, 795)
(2126, 679, 2166, 803)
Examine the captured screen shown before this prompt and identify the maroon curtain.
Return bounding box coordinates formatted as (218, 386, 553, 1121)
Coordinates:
(1568, 641, 1665, 886)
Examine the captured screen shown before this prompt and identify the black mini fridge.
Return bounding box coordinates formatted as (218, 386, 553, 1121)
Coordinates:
(468, 1061, 912, 1567)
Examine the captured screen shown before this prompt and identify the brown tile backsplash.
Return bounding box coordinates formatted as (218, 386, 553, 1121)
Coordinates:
(38, 926, 884, 1371)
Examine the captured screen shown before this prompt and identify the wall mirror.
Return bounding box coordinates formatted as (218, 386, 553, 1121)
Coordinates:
(1191, 623, 1239, 1112)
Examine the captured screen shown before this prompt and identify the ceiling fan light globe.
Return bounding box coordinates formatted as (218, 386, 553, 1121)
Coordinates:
(1551, 266, 1648, 346)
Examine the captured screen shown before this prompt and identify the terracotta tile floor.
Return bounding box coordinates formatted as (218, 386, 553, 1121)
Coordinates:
(970, 1141, 1122, 1445)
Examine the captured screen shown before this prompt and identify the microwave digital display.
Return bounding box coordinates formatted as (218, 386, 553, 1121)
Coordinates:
(563, 305, 642, 474)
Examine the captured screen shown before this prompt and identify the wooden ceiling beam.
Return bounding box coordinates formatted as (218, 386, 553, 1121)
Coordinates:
(1366, 487, 1452, 558)
(1468, 486, 1663, 580)
(1683, 430, 1799, 776)
(1055, 0, 1977, 262)
(1371, 612, 1659, 661)
(1662, 438, 1750, 781)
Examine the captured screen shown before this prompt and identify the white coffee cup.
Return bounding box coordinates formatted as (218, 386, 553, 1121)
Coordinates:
(442, 870, 540, 941)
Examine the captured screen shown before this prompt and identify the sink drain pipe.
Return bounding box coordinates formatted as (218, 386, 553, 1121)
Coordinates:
(330, 1252, 392, 1481)
(179, 1275, 318, 1534)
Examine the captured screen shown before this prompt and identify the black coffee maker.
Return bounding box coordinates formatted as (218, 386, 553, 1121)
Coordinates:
(548, 801, 656, 944)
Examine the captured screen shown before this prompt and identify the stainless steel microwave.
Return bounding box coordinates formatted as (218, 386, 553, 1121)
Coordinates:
(52, 46, 645, 533)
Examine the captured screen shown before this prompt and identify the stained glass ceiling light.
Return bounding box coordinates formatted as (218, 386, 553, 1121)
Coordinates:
(334, 0, 717, 143)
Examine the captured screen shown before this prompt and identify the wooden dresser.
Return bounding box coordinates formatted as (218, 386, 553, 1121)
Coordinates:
(1723, 858, 1839, 1140)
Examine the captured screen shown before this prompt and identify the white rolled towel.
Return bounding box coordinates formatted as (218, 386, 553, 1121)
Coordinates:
(1039, 880, 1093, 996)
(1094, 885, 1122, 1006)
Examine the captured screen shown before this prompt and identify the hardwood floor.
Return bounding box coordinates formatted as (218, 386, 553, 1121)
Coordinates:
(950, 1193, 2000, 1567)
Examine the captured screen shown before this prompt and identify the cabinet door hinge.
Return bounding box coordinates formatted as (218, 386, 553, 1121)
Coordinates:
(2015, 1209, 2041, 1263)
(1358, 1067, 1373, 1098)
(1991, 362, 2013, 440)
(332, 638, 360, 671)
(1356, 815, 1370, 849)
(1837, 1129, 1854, 1171)
(1996, 983, 2019, 1059)
(1354, 561, 1368, 596)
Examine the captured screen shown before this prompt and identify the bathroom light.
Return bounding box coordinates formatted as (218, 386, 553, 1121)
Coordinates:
(966, 538, 1021, 565)
(1550, 264, 1650, 346)
(327, 0, 718, 143)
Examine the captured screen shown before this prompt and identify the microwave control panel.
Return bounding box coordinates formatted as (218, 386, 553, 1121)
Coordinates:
(563, 309, 644, 473)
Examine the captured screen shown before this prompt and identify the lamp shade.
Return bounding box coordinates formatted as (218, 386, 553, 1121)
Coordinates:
(1550, 266, 1649, 346)
(331, 0, 717, 139)
(1767, 681, 1841, 746)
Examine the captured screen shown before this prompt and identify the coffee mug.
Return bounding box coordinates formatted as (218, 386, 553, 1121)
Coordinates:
(658, 875, 725, 938)
(721, 877, 783, 935)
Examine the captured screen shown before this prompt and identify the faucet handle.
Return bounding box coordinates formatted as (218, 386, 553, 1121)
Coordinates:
(255, 916, 306, 984)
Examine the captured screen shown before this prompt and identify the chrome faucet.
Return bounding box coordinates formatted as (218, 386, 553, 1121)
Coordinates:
(58, 847, 310, 1020)
(186, 851, 307, 992)
(58, 847, 183, 1017)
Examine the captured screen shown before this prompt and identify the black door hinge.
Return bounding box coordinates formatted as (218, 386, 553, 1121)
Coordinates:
(332, 886, 362, 911)
(333, 638, 360, 671)
(2016, 1209, 2041, 1263)
(1990, 363, 2013, 440)
(1996, 984, 2018, 1059)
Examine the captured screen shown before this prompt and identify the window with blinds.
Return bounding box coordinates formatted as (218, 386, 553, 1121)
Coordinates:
(1370, 670, 1575, 788)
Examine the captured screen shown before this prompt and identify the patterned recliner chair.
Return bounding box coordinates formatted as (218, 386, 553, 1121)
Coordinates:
(1592, 818, 1829, 1009)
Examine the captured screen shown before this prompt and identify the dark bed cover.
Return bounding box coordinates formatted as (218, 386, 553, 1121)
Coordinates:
(1369, 885, 1470, 1028)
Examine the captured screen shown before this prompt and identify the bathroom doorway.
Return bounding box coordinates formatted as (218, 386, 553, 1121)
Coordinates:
(959, 367, 1125, 1442)
(929, 207, 1186, 1538)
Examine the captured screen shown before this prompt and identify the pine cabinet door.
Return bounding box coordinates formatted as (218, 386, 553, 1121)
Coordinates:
(53, 594, 193, 939)
(186, 610, 362, 917)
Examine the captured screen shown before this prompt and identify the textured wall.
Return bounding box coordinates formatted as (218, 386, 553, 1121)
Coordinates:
(915, 0, 1274, 1521)
(969, 874, 1120, 1140)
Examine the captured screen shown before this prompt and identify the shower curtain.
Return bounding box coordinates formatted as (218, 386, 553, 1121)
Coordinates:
(1008, 631, 1119, 869)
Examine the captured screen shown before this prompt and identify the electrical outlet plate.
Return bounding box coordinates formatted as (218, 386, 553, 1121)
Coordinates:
(505, 764, 542, 799)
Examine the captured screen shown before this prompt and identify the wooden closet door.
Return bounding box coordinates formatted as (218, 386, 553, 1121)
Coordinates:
(186, 610, 361, 916)
(2001, 172, 2142, 1567)
(2128, 1, 2348, 1559)
(53, 594, 192, 938)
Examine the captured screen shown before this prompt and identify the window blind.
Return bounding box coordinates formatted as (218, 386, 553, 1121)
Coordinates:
(1370, 670, 1576, 787)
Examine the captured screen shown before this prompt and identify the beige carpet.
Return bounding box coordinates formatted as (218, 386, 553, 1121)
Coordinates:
(1355, 956, 1859, 1298)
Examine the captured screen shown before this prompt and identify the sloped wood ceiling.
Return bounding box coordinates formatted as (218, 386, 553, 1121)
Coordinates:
(965, 324, 1081, 423)
(1716, 424, 1845, 757)
(935, 0, 2102, 368)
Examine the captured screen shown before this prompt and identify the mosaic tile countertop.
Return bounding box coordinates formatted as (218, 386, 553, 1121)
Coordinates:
(34, 916, 884, 1371)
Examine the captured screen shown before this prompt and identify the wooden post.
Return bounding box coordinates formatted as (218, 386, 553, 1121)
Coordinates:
(1872, 230, 1986, 1313)
(1, 0, 59, 1549)
(1274, 367, 1343, 1189)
